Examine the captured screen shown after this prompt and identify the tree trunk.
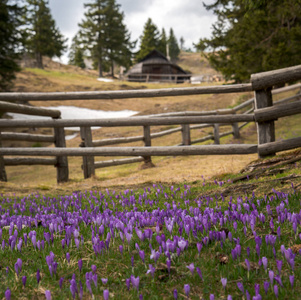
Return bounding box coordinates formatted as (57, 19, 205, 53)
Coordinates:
(98, 57, 103, 77)
(36, 52, 43, 69)
(111, 60, 114, 77)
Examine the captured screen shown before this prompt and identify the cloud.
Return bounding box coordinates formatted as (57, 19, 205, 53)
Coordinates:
(48, 0, 216, 63)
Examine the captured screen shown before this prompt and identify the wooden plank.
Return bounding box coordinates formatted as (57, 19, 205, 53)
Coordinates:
(258, 137, 301, 156)
(1, 132, 55, 142)
(233, 98, 254, 112)
(274, 94, 301, 105)
(251, 65, 301, 90)
(54, 127, 69, 183)
(146, 109, 234, 118)
(0, 133, 7, 182)
(181, 124, 191, 145)
(0, 144, 258, 156)
(0, 83, 252, 102)
(0, 114, 254, 128)
(93, 135, 144, 147)
(95, 157, 145, 168)
(254, 88, 275, 158)
(151, 127, 182, 138)
(254, 101, 301, 122)
(272, 83, 301, 95)
(4, 158, 56, 166)
(80, 126, 95, 179)
(0, 101, 61, 118)
(190, 135, 213, 145)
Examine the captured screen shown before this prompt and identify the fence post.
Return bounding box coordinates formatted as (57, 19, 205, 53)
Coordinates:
(143, 125, 152, 164)
(254, 88, 275, 158)
(54, 126, 69, 183)
(214, 124, 220, 144)
(181, 124, 191, 145)
(80, 126, 95, 179)
(0, 132, 7, 182)
(232, 122, 240, 139)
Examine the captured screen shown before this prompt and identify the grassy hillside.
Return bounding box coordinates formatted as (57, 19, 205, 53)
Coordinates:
(1, 53, 299, 194)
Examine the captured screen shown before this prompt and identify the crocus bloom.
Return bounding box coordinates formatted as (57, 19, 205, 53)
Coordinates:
(66, 253, 70, 263)
(139, 250, 145, 263)
(78, 259, 83, 272)
(91, 265, 97, 274)
(289, 275, 294, 289)
(186, 263, 195, 275)
(103, 289, 109, 300)
(119, 245, 123, 255)
(173, 289, 178, 299)
(126, 278, 131, 290)
(237, 282, 244, 293)
(221, 278, 227, 289)
(5, 288, 11, 300)
(131, 275, 140, 292)
(146, 264, 156, 278)
(210, 294, 215, 300)
(262, 257, 268, 271)
(263, 281, 269, 295)
(45, 290, 51, 300)
(101, 278, 108, 285)
(274, 285, 278, 298)
(21, 275, 27, 287)
(276, 260, 282, 274)
(227, 296, 232, 300)
(245, 259, 250, 272)
(269, 270, 274, 286)
(254, 283, 260, 295)
(37, 269, 41, 284)
(184, 284, 190, 298)
(59, 277, 64, 289)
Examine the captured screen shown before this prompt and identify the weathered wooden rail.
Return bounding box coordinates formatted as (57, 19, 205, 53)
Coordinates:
(0, 65, 300, 183)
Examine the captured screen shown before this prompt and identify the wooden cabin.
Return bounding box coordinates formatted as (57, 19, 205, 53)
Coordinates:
(125, 50, 190, 83)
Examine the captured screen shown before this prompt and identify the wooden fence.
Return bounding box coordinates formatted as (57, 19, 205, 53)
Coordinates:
(0, 65, 300, 183)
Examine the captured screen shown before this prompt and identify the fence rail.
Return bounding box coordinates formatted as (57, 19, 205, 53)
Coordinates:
(0, 64, 300, 183)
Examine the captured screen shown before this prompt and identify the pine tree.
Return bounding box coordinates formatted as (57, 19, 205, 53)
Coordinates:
(136, 18, 160, 61)
(180, 37, 185, 51)
(0, 0, 24, 91)
(195, 0, 301, 82)
(168, 28, 180, 61)
(24, 0, 67, 69)
(79, 0, 134, 77)
(68, 34, 86, 69)
(158, 28, 167, 56)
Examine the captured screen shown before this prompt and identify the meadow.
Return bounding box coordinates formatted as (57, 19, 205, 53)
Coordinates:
(1, 169, 301, 299)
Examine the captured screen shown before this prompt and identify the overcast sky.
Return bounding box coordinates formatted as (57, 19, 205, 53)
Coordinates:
(48, 0, 217, 64)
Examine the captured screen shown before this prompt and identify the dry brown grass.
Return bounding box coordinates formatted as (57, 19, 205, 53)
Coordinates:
(1, 53, 263, 194)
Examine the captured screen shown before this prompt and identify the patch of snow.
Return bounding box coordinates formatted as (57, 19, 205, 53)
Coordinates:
(97, 77, 114, 82)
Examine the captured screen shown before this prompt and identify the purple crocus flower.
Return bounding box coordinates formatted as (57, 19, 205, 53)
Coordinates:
(139, 250, 145, 263)
(196, 267, 203, 280)
(66, 253, 70, 263)
(254, 283, 260, 296)
(78, 259, 83, 272)
(263, 281, 269, 295)
(86, 279, 92, 295)
(262, 257, 268, 271)
(184, 284, 190, 298)
(5, 288, 11, 300)
(173, 289, 178, 299)
(126, 278, 131, 290)
(210, 294, 215, 300)
(276, 260, 282, 274)
(237, 282, 244, 293)
(59, 277, 64, 289)
(45, 290, 51, 300)
(22, 276, 27, 287)
(221, 278, 227, 289)
(246, 290, 250, 300)
(269, 270, 274, 286)
(186, 263, 195, 275)
(245, 259, 250, 272)
(70, 279, 77, 299)
(227, 296, 232, 300)
(101, 278, 108, 285)
(146, 264, 156, 278)
(289, 275, 294, 289)
(274, 285, 278, 298)
(37, 269, 41, 284)
(103, 289, 109, 300)
(131, 275, 140, 292)
(119, 245, 123, 255)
